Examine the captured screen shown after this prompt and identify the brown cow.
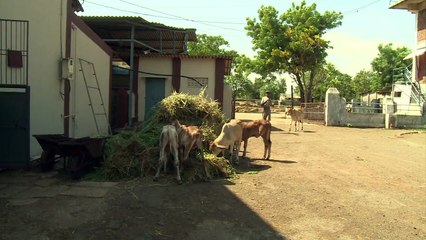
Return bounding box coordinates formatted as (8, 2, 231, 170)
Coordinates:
(240, 120, 272, 160)
(171, 119, 210, 179)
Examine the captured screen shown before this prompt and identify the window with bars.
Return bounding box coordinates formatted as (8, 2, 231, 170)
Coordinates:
(188, 78, 208, 88)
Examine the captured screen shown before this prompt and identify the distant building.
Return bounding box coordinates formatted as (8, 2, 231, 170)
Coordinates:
(389, 0, 426, 114)
(279, 93, 301, 106)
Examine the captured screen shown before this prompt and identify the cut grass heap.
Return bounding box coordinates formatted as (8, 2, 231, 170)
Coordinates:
(100, 91, 234, 182)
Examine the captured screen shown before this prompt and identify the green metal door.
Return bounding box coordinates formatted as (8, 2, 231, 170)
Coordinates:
(145, 78, 165, 119)
(0, 86, 30, 168)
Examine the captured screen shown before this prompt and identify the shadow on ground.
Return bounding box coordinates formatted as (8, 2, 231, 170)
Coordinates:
(0, 160, 288, 240)
(249, 158, 298, 164)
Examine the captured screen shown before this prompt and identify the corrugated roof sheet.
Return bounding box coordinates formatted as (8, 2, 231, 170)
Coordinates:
(80, 16, 197, 56)
(81, 16, 196, 32)
(140, 53, 233, 59)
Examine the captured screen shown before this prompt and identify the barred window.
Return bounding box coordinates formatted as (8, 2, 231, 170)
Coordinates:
(188, 78, 208, 88)
(394, 91, 401, 98)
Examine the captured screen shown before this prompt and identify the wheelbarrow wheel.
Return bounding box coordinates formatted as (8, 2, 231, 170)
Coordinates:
(67, 155, 85, 179)
(40, 150, 55, 172)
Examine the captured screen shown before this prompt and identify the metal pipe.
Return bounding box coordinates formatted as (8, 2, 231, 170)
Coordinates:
(128, 26, 135, 126)
(103, 38, 160, 52)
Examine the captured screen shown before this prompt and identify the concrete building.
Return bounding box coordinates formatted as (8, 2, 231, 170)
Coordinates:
(0, 0, 112, 168)
(390, 0, 426, 107)
(82, 16, 234, 128)
(138, 54, 233, 120)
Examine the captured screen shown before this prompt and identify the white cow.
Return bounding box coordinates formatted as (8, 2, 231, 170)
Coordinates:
(209, 119, 243, 165)
(153, 125, 182, 184)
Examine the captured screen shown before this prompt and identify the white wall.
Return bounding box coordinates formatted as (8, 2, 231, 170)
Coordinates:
(69, 25, 111, 138)
(0, 0, 67, 157)
(180, 58, 216, 99)
(138, 57, 173, 120)
(393, 83, 412, 106)
(138, 56, 233, 120)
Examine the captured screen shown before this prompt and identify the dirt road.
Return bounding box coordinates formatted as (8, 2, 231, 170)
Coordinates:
(1, 112, 425, 239)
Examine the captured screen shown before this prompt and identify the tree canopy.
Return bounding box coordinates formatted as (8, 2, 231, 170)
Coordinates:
(370, 43, 411, 88)
(186, 11, 411, 104)
(312, 63, 354, 101)
(245, 0, 343, 102)
(187, 33, 285, 99)
(187, 34, 237, 56)
(351, 70, 379, 97)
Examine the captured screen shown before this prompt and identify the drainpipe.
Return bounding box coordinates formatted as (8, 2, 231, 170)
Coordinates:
(128, 25, 135, 126)
(64, 0, 72, 137)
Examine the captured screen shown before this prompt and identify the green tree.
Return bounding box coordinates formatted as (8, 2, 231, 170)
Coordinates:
(187, 34, 255, 99)
(252, 76, 286, 100)
(226, 54, 257, 99)
(246, 1, 343, 103)
(352, 70, 379, 98)
(187, 34, 236, 56)
(370, 43, 411, 89)
(312, 63, 354, 101)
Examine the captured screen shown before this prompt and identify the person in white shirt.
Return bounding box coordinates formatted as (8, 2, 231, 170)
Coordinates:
(260, 91, 272, 121)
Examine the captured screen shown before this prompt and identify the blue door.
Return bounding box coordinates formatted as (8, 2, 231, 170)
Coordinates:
(145, 78, 165, 119)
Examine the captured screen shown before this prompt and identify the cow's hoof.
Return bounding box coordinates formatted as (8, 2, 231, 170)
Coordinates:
(177, 180, 183, 185)
(153, 177, 158, 182)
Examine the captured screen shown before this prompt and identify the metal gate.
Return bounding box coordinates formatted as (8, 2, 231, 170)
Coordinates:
(0, 19, 29, 168)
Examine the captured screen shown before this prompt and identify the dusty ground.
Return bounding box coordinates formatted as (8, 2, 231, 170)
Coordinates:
(1, 112, 425, 240)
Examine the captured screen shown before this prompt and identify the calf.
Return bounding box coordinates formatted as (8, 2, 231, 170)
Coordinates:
(209, 119, 243, 165)
(153, 125, 182, 184)
(171, 119, 210, 179)
(287, 108, 304, 131)
(241, 120, 272, 160)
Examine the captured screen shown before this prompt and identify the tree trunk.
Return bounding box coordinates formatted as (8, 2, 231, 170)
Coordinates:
(306, 70, 315, 103)
(294, 74, 305, 104)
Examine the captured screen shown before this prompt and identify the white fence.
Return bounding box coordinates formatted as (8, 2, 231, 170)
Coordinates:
(325, 88, 426, 129)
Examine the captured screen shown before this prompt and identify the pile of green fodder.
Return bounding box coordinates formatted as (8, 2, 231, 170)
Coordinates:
(101, 90, 234, 182)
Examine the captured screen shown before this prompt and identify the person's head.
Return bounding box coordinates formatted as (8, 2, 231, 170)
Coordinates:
(265, 91, 270, 96)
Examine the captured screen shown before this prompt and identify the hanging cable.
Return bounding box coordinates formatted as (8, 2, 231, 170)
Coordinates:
(113, 65, 206, 87)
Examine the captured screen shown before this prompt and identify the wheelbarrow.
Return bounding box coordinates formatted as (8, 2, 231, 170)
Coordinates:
(33, 134, 72, 171)
(33, 134, 105, 178)
(58, 137, 105, 179)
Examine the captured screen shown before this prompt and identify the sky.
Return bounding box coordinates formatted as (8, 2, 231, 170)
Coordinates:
(77, 0, 416, 77)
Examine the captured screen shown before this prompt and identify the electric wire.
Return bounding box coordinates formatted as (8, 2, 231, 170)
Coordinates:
(83, 0, 244, 32)
(114, 65, 206, 87)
